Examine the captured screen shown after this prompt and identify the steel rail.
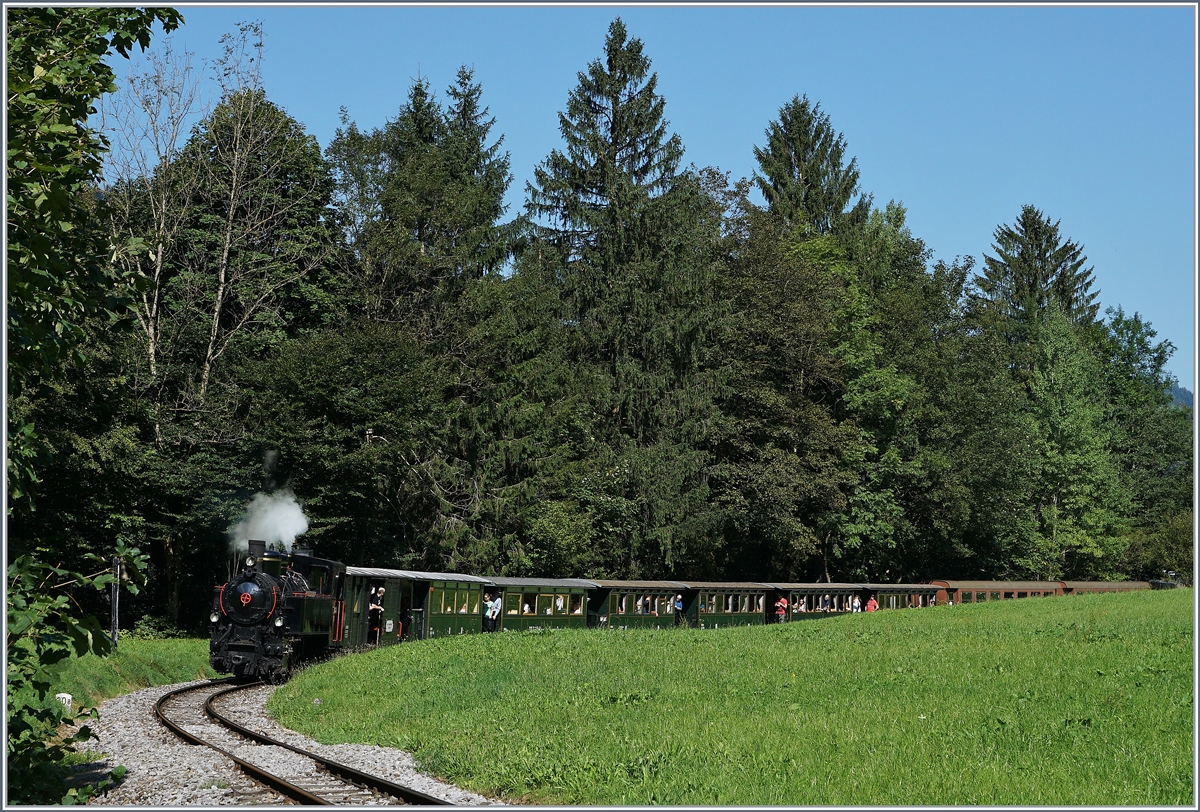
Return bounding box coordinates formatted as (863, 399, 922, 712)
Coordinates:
(204, 683, 450, 805)
(155, 680, 331, 805)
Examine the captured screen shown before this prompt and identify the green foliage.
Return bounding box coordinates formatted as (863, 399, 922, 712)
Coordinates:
(6, 6, 180, 506)
(974, 204, 1100, 332)
(328, 66, 514, 328)
(710, 206, 858, 578)
(126, 614, 187, 639)
(524, 19, 726, 577)
(1020, 310, 1128, 578)
(752, 93, 872, 236)
(269, 590, 1193, 805)
(6, 543, 148, 805)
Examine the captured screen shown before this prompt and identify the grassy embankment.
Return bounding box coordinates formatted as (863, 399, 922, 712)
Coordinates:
(268, 589, 1194, 805)
(45, 638, 218, 712)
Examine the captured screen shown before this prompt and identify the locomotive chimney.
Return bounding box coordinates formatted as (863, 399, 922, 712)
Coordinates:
(248, 539, 267, 559)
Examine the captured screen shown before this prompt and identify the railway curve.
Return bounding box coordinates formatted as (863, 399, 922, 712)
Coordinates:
(154, 681, 452, 805)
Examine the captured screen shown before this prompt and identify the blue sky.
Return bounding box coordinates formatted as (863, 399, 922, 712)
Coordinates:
(124, 4, 1195, 387)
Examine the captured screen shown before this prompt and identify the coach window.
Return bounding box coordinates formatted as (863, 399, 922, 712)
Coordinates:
(975, 592, 987, 602)
(469, 590, 481, 615)
(570, 594, 583, 615)
(1017, 592, 1027, 599)
(505, 593, 520, 615)
(431, 588, 444, 615)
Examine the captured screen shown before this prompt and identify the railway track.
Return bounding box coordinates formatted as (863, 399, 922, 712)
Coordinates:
(154, 681, 451, 805)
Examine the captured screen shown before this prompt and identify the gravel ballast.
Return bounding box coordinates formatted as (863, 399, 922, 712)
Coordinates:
(78, 681, 499, 806)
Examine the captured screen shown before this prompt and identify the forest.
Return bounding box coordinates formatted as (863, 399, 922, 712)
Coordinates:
(8, 11, 1193, 635)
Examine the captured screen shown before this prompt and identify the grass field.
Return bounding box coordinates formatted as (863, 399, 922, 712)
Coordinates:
(44, 638, 217, 712)
(268, 589, 1194, 805)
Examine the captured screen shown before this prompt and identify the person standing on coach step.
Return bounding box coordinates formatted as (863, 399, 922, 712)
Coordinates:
(368, 587, 385, 644)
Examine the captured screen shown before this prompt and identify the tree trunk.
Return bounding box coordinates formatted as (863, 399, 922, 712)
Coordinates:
(164, 533, 182, 624)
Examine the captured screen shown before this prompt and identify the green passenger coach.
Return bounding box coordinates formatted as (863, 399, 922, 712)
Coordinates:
(683, 581, 769, 628)
(587, 580, 689, 629)
(343, 567, 492, 644)
(487, 576, 593, 632)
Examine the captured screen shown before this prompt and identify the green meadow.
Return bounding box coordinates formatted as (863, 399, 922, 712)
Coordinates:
(268, 589, 1194, 805)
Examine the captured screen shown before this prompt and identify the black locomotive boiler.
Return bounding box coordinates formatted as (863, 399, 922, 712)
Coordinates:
(209, 539, 346, 681)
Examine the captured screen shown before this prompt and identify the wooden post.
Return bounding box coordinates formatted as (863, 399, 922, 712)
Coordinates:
(110, 556, 120, 647)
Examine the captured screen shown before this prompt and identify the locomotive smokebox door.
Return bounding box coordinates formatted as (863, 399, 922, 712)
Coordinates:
(248, 539, 267, 560)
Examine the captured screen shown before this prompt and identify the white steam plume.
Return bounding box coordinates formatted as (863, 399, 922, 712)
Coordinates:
(227, 490, 309, 553)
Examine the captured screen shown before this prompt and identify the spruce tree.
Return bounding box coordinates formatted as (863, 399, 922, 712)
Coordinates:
(329, 70, 512, 328)
(975, 204, 1100, 328)
(524, 18, 723, 577)
(752, 94, 871, 236)
(526, 17, 682, 277)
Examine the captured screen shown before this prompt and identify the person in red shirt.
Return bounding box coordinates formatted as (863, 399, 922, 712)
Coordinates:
(774, 595, 788, 623)
(865, 596, 878, 612)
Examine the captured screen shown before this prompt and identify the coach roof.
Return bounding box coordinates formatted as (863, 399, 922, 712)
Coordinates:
(484, 576, 599, 589)
(345, 566, 493, 584)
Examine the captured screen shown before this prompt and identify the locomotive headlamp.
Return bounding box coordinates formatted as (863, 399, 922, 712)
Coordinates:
(274, 616, 284, 627)
(210, 612, 220, 623)
(245, 556, 256, 568)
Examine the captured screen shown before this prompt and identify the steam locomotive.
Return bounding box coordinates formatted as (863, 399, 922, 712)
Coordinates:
(209, 539, 346, 680)
(209, 539, 1161, 682)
